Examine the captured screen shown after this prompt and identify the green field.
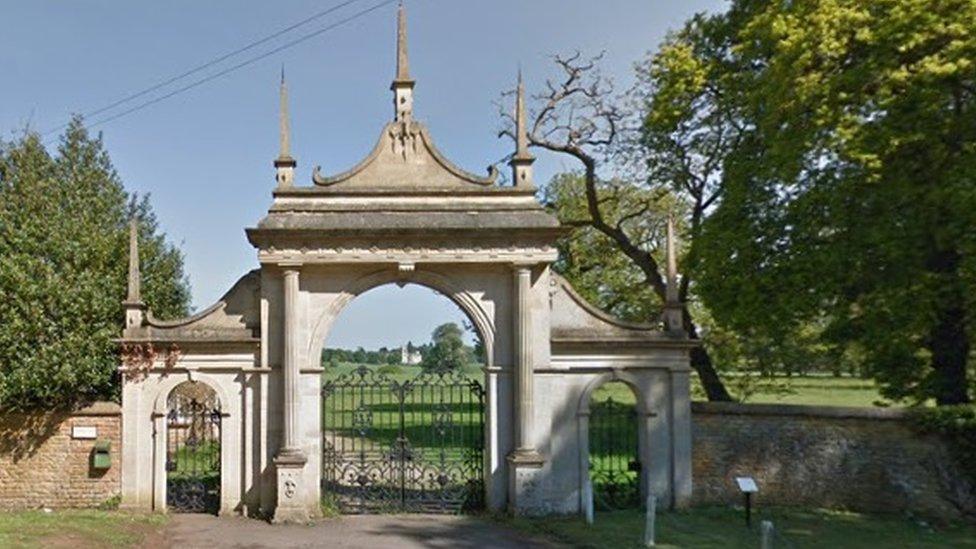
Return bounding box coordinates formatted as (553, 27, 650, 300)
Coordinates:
(321, 362, 485, 451)
(502, 506, 976, 548)
(326, 363, 893, 408)
(593, 373, 893, 408)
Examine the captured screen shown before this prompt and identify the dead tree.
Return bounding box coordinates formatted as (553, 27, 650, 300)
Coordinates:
(500, 52, 733, 401)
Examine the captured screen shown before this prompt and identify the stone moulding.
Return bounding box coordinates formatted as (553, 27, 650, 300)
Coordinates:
(119, 270, 261, 346)
(549, 273, 698, 347)
(311, 120, 498, 188)
(692, 401, 908, 420)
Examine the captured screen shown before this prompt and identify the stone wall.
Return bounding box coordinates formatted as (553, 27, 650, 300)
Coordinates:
(0, 402, 121, 510)
(692, 402, 975, 521)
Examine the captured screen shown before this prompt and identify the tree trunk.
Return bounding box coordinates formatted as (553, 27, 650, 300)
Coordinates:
(927, 249, 971, 405)
(930, 295, 971, 406)
(684, 307, 734, 402)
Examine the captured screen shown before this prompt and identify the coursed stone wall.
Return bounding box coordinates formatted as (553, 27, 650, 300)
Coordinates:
(0, 402, 121, 510)
(691, 402, 975, 520)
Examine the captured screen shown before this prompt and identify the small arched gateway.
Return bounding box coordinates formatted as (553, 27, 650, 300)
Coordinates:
(117, 5, 694, 522)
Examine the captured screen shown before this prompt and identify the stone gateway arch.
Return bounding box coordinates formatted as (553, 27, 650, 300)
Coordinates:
(117, 5, 693, 522)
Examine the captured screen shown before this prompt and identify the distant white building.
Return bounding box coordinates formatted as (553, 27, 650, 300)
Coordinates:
(400, 345, 422, 365)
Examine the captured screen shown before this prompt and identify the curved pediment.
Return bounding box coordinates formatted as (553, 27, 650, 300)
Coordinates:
(312, 120, 498, 189)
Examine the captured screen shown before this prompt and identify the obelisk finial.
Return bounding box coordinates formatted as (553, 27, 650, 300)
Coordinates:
(391, 2, 415, 121)
(127, 219, 141, 303)
(662, 212, 685, 333)
(123, 218, 146, 332)
(666, 213, 679, 303)
(396, 2, 410, 82)
(509, 69, 535, 188)
(275, 65, 297, 188)
(515, 70, 531, 160)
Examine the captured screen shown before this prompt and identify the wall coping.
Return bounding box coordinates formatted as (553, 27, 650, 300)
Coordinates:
(72, 402, 122, 416)
(691, 401, 908, 421)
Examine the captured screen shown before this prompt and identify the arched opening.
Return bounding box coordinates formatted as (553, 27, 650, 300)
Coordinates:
(165, 381, 222, 514)
(588, 381, 641, 510)
(319, 283, 487, 514)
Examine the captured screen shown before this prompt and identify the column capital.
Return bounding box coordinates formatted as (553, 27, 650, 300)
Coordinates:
(278, 261, 304, 271)
(510, 261, 538, 273)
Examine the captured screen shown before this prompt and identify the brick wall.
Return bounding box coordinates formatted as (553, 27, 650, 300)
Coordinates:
(0, 402, 121, 510)
(692, 402, 975, 521)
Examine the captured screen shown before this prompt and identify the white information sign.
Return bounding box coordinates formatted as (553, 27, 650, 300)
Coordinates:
(736, 476, 758, 493)
(72, 426, 97, 440)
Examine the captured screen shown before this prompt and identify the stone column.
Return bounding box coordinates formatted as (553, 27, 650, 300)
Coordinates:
(281, 268, 301, 453)
(273, 266, 309, 523)
(507, 264, 544, 514)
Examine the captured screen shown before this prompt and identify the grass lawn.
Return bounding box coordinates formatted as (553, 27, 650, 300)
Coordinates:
(592, 373, 894, 408)
(0, 509, 166, 548)
(502, 506, 976, 548)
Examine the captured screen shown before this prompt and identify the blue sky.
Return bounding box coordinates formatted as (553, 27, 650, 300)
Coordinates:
(2, 0, 724, 349)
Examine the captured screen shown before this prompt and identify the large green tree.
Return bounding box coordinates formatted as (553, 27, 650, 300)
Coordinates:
(422, 322, 472, 371)
(696, 0, 976, 404)
(0, 118, 190, 410)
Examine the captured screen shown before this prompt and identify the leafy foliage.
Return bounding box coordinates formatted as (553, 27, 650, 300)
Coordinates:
(908, 405, 976, 487)
(0, 118, 190, 410)
(688, 0, 976, 404)
(422, 322, 472, 371)
(545, 173, 668, 323)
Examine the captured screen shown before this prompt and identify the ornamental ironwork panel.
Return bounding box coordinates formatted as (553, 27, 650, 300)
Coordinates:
(322, 365, 485, 514)
(166, 384, 221, 514)
(589, 396, 641, 510)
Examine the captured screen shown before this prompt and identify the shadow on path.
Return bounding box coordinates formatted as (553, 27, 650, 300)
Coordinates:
(162, 514, 560, 549)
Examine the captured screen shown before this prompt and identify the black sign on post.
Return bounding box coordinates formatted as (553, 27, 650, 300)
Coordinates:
(736, 477, 759, 528)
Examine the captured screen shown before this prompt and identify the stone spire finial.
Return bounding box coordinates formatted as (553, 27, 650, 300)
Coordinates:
(127, 219, 141, 303)
(666, 213, 679, 303)
(509, 69, 535, 188)
(663, 212, 684, 333)
(275, 66, 297, 188)
(390, 2, 415, 121)
(395, 2, 411, 83)
(123, 218, 146, 332)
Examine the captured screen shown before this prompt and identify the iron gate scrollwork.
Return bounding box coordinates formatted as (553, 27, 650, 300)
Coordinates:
(166, 382, 221, 514)
(589, 395, 641, 510)
(322, 365, 485, 513)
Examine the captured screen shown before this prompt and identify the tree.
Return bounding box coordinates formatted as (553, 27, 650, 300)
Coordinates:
(422, 322, 470, 371)
(505, 52, 736, 400)
(696, 0, 976, 404)
(0, 118, 191, 410)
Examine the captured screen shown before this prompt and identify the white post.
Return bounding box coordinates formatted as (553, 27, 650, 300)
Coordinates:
(644, 494, 656, 546)
(760, 520, 774, 549)
(583, 478, 594, 525)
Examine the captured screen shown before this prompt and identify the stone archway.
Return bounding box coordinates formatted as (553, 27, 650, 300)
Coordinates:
(118, 3, 693, 522)
(148, 374, 237, 515)
(313, 271, 493, 513)
(306, 268, 496, 371)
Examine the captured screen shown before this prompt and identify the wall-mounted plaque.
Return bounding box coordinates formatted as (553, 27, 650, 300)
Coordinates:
(71, 426, 97, 439)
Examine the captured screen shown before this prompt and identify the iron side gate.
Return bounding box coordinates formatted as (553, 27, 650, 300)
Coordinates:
(589, 396, 641, 510)
(321, 365, 485, 514)
(166, 385, 221, 514)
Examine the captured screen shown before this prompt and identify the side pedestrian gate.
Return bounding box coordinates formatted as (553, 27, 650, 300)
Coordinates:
(321, 365, 485, 513)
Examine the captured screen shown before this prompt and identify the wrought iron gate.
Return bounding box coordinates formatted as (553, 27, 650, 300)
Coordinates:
(321, 365, 485, 514)
(166, 383, 221, 514)
(589, 396, 641, 510)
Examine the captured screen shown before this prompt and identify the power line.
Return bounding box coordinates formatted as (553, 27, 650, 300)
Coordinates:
(41, 0, 377, 137)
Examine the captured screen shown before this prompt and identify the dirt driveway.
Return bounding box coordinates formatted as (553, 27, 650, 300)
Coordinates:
(159, 513, 559, 549)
